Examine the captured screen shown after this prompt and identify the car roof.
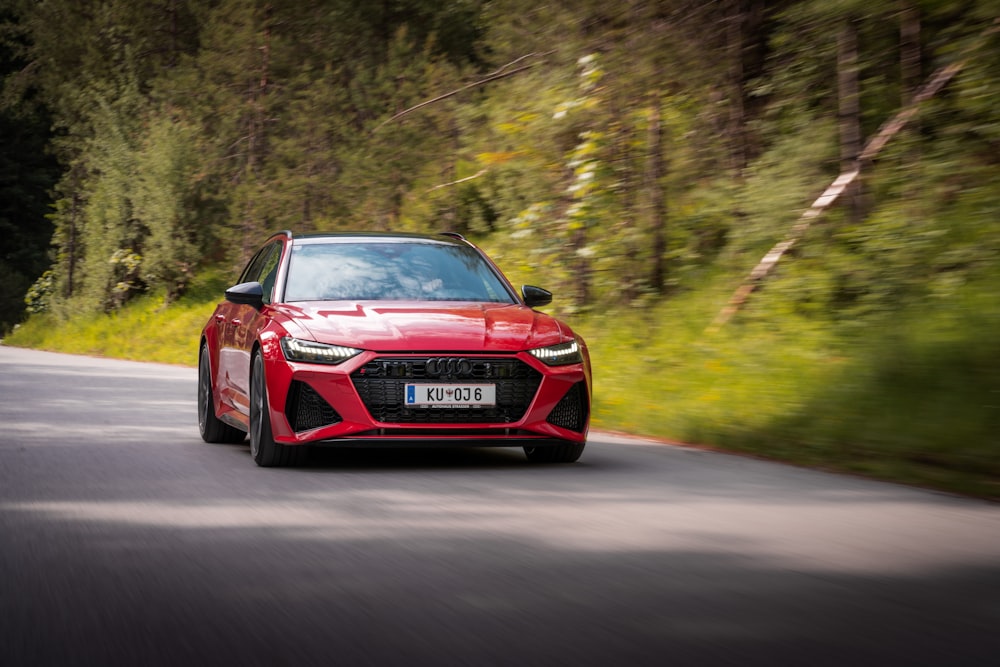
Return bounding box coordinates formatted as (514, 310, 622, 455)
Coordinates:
(284, 231, 469, 246)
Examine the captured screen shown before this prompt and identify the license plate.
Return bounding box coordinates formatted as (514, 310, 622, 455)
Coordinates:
(405, 383, 496, 407)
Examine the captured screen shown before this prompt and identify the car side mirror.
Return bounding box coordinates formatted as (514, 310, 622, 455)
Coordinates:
(225, 281, 265, 309)
(522, 285, 552, 308)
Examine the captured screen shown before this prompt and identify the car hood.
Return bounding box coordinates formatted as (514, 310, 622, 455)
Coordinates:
(278, 302, 569, 352)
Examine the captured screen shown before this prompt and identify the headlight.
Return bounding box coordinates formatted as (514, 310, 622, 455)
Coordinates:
(528, 339, 582, 366)
(280, 337, 361, 364)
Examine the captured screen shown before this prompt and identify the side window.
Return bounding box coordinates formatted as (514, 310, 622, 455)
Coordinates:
(237, 241, 282, 304)
(257, 243, 282, 304)
(239, 245, 271, 284)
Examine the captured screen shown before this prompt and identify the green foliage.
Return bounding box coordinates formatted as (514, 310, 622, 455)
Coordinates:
(133, 114, 202, 301)
(23, 270, 54, 315)
(73, 69, 146, 310)
(738, 116, 839, 250)
(7, 1, 994, 302)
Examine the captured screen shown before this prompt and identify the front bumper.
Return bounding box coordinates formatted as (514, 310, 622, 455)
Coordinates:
(262, 350, 590, 446)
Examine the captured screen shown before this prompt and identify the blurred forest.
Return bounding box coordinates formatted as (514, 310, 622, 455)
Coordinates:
(1, 0, 998, 327)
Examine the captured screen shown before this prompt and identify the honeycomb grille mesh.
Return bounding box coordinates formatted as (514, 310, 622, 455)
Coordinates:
(351, 357, 541, 424)
(546, 382, 588, 432)
(285, 380, 342, 432)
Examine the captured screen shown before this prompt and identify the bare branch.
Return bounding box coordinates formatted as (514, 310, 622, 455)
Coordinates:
(372, 53, 551, 133)
(487, 51, 554, 77)
(426, 169, 487, 193)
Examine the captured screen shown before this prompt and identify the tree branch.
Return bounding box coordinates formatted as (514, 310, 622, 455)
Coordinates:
(426, 169, 487, 193)
(372, 53, 551, 133)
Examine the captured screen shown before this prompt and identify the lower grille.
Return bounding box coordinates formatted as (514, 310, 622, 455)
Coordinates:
(285, 380, 342, 432)
(546, 382, 588, 432)
(351, 357, 541, 424)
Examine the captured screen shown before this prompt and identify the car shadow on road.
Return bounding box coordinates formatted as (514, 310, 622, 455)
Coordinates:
(306, 445, 533, 470)
(211, 438, 626, 473)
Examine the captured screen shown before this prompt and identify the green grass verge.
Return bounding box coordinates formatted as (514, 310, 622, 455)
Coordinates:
(4, 271, 997, 500)
(4, 297, 214, 366)
(573, 279, 999, 500)
(2, 270, 230, 366)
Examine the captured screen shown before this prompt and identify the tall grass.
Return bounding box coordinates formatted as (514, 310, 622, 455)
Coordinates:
(3, 270, 229, 366)
(577, 275, 1000, 498)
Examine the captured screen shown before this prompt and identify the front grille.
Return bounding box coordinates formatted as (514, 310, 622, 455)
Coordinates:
(285, 380, 342, 432)
(351, 357, 542, 424)
(546, 382, 588, 432)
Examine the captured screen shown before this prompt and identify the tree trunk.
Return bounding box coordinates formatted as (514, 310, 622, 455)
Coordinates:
(66, 191, 80, 298)
(837, 17, 864, 223)
(167, 0, 179, 68)
(899, 1, 922, 212)
(739, 0, 767, 166)
(726, 0, 746, 175)
(620, 114, 639, 303)
(241, 3, 272, 262)
(900, 2, 922, 104)
(648, 102, 667, 295)
(572, 224, 590, 309)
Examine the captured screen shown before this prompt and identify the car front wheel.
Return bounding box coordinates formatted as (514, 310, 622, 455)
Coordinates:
(199, 344, 245, 444)
(250, 352, 307, 467)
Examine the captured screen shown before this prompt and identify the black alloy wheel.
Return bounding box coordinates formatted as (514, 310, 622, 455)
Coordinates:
(250, 352, 307, 467)
(199, 344, 245, 444)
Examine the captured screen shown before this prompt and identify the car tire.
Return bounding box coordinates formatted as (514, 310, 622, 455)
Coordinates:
(523, 442, 585, 463)
(199, 344, 246, 444)
(250, 352, 308, 467)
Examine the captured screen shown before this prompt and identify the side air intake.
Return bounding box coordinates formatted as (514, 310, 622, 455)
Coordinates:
(285, 381, 342, 432)
(546, 382, 589, 433)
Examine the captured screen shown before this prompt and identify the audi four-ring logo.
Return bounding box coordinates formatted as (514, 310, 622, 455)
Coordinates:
(425, 357, 473, 377)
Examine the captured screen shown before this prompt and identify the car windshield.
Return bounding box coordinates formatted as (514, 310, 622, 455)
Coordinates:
(284, 241, 517, 303)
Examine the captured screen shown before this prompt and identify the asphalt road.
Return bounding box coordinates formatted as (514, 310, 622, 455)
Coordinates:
(1, 346, 998, 666)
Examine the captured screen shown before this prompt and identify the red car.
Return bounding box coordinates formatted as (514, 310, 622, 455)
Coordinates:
(198, 231, 591, 467)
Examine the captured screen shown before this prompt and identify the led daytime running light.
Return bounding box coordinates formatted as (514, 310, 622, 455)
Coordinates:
(280, 337, 360, 364)
(528, 340, 581, 366)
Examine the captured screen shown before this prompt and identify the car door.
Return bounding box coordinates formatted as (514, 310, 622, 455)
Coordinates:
(217, 241, 283, 416)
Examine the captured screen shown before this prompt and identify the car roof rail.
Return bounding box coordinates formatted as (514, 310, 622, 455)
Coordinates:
(265, 229, 293, 241)
(439, 231, 467, 241)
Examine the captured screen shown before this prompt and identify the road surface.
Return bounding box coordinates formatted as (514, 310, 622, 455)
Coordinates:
(1, 346, 998, 666)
